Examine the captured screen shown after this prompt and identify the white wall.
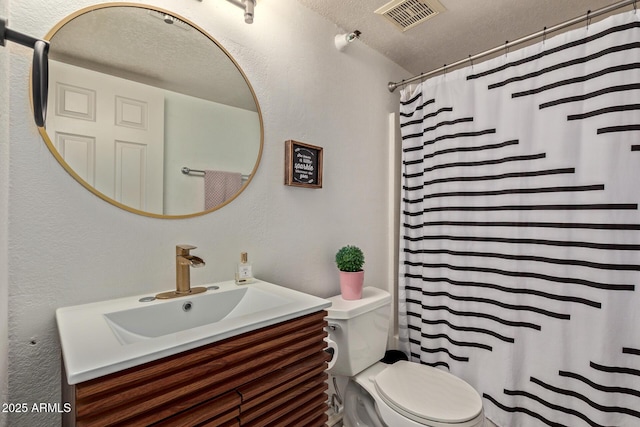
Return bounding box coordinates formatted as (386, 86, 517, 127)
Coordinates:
(1, 1, 10, 425)
(163, 91, 260, 215)
(4, 0, 409, 425)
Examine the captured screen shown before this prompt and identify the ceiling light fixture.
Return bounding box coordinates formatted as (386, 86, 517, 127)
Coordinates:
(163, 14, 175, 24)
(335, 30, 361, 51)
(148, 11, 191, 30)
(226, 0, 257, 24)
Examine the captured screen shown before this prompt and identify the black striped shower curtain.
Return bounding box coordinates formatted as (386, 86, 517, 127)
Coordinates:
(398, 10, 640, 427)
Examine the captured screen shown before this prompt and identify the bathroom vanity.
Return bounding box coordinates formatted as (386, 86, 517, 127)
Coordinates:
(57, 281, 331, 426)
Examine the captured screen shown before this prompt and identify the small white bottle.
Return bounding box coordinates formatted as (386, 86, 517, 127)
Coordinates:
(235, 252, 254, 284)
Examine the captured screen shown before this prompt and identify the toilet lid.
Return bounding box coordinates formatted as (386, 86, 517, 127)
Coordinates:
(374, 361, 483, 424)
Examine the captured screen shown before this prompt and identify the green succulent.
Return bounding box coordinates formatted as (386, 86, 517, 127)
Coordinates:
(335, 245, 365, 272)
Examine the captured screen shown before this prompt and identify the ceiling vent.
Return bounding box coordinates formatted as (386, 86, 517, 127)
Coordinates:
(375, 0, 446, 32)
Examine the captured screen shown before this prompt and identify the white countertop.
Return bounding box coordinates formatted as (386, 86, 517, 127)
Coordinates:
(56, 280, 331, 384)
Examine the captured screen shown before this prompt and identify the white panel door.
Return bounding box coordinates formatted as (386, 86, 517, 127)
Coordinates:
(54, 132, 96, 186)
(46, 60, 165, 214)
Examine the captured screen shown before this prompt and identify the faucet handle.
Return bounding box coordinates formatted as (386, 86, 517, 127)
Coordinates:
(176, 244, 197, 255)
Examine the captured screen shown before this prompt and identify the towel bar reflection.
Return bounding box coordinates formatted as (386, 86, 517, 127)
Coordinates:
(181, 167, 249, 180)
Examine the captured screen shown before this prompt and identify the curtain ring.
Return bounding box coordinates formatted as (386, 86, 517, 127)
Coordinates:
(443, 64, 447, 76)
(504, 41, 509, 57)
(634, 0, 637, 14)
(468, 54, 473, 69)
(586, 10, 591, 30)
(542, 26, 547, 45)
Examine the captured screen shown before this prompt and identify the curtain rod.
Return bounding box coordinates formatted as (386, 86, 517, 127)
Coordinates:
(387, 0, 637, 92)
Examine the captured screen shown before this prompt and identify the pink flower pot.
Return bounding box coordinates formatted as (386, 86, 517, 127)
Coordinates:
(339, 270, 364, 300)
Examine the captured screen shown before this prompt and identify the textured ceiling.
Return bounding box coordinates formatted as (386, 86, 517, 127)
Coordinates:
(47, 2, 632, 104)
(296, 0, 630, 79)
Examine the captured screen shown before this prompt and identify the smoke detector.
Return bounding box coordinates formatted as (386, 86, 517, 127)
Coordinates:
(375, 0, 446, 32)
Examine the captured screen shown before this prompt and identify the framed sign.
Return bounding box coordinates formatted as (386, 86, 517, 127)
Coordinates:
(284, 140, 323, 189)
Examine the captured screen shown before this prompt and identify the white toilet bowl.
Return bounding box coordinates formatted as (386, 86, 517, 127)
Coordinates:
(326, 287, 485, 427)
(344, 361, 484, 427)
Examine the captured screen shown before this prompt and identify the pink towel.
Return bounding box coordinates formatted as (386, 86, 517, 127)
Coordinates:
(204, 170, 243, 209)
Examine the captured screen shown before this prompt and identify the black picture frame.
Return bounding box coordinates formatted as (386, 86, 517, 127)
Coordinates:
(284, 140, 323, 189)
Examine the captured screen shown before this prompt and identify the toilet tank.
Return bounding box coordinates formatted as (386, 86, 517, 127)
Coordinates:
(325, 287, 391, 377)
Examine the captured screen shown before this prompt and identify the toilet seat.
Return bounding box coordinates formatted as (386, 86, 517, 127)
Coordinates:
(373, 361, 483, 425)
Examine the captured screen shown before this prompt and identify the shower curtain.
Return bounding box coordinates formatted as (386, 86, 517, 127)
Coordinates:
(398, 10, 640, 427)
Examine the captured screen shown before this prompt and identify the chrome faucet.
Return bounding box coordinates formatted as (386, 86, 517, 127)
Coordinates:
(156, 245, 207, 299)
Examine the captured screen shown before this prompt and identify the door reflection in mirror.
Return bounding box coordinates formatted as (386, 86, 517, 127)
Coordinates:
(39, 4, 263, 218)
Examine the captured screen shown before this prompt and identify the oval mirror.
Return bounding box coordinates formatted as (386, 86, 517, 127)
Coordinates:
(38, 3, 263, 218)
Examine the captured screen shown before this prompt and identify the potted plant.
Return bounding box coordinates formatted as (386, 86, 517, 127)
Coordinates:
(335, 245, 365, 300)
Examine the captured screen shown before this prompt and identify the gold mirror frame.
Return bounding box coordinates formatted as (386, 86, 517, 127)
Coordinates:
(37, 3, 264, 219)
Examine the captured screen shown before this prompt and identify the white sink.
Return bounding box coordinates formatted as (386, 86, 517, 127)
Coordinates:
(57, 280, 331, 384)
(104, 286, 290, 344)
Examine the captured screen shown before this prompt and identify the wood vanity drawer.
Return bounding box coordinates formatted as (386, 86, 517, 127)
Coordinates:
(66, 310, 329, 427)
(240, 383, 328, 427)
(237, 352, 330, 425)
(150, 391, 240, 426)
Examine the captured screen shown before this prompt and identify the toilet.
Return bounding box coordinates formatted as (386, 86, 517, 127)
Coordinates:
(326, 287, 485, 427)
